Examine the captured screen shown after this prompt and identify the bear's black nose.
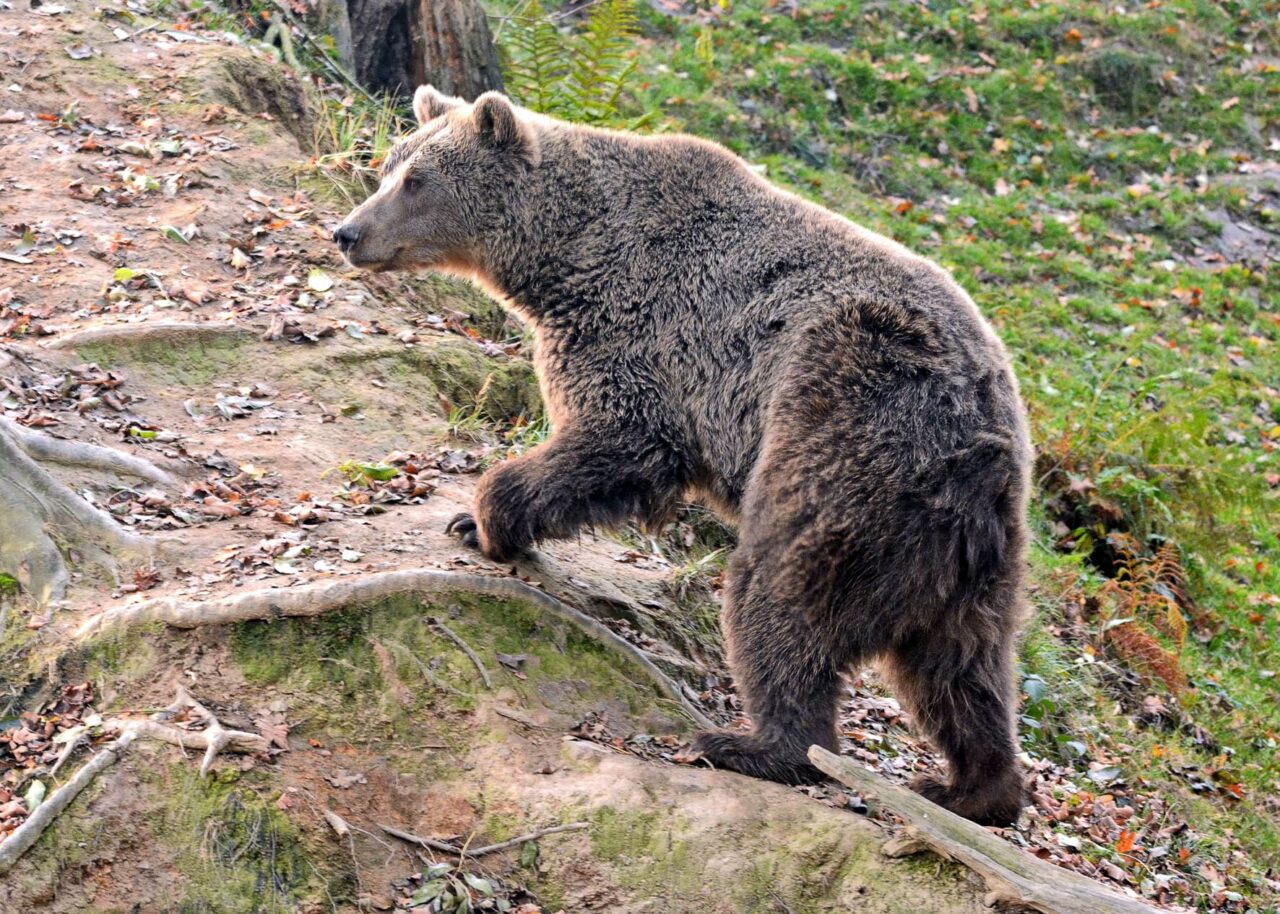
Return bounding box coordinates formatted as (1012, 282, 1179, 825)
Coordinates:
(333, 224, 360, 252)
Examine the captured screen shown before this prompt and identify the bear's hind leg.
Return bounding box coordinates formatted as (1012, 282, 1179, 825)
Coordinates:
(884, 624, 1028, 826)
(692, 549, 842, 785)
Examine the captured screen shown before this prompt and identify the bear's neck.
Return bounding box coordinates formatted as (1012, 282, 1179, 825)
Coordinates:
(477, 130, 635, 324)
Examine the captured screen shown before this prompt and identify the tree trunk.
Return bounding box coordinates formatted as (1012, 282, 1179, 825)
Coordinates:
(342, 0, 504, 100)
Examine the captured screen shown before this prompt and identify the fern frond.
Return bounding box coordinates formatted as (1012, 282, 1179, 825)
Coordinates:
(504, 0, 569, 115)
(563, 0, 639, 122)
(499, 0, 641, 125)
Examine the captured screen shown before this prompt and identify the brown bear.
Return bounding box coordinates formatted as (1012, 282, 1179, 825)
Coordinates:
(334, 86, 1033, 825)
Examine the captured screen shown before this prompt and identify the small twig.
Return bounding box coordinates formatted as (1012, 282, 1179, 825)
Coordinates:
(382, 638, 468, 698)
(492, 704, 556, 730)
(428, 615, 492, 689)
(379, 821, 589, 858)
(47, 732, 87, 780)
(380, 823, 471, 856)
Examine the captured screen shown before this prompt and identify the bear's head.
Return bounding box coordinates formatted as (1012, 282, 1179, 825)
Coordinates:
(332, 86, 539, 273)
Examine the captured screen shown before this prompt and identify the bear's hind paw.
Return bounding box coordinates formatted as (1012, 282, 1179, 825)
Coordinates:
(691, 730, 826, 786)
(910, 771, 1028, 827)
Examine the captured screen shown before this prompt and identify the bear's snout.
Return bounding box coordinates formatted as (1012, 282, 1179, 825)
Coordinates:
(332, 223, 360, 254)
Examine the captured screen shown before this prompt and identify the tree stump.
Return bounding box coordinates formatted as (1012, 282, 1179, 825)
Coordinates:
(342, 0, 504, 100)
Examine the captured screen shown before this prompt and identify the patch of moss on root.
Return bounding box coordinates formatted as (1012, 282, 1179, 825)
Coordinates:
(229, 592, 680, 748)
(332, 336, 540, 424)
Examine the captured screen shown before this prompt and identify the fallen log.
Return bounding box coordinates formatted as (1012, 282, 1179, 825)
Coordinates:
(808, 746, 1172, 914)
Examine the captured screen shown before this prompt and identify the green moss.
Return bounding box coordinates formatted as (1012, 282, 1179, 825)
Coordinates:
(71, 625, 160, 688)
(230, 592, 678, 749)
(590, 807, 660, 862)
(141, 765, 339, 913)
(76, 332, 250, 388)
(392, 338, 540, 423)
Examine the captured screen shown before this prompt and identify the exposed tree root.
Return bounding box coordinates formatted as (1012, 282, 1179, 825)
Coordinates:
(74, 568, 717, 729)
(0, 417, 176, 486)
(41, 320, 256, 351)
(136, 686, 270, 777)
(0, 688, 267, 876)
(0, 419, 158, 607)
(808, 746, 1163, 914)
(379, 821, 589, 858)
(0, 730, 138, 877)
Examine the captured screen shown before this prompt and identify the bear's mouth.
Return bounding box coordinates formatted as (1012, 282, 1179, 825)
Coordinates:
(342, 245, 407, 272)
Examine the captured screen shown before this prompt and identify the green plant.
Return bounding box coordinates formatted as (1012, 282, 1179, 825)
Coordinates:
(310, 95, 409, 203)
(329, 460, 400, 487)
(502, 0, 642, 124)
(503, 411, 551, 454)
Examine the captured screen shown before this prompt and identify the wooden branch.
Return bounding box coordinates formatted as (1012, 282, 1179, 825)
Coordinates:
(75, 568, 715, 729)
(808, 747, 1165, 914)
(0, 731, 137, 876)
(379, 821, 588, 858)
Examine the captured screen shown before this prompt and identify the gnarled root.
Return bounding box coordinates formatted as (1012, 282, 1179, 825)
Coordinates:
(0, 419, 164, 608)
(76, 568, 716, 729)
(0, 688, 268, 876)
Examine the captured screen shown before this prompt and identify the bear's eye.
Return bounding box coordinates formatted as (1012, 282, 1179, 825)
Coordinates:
(402, 173, 421, 193)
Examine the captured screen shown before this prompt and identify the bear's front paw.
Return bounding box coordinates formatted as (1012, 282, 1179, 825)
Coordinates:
(445, 512, 481, 549)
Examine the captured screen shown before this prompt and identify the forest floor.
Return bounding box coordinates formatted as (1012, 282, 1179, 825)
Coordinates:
(0, 0, 1277, 912)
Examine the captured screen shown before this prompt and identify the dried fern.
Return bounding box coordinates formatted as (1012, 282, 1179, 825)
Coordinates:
(1093, 535, 1214, 696)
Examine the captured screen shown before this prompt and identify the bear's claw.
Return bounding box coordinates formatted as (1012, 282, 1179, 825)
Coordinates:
(445, 512, 480, 549)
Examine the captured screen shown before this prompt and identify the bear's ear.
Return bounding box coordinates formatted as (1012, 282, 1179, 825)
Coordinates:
(472, 92, 538, 163)
(413, 85, 463, 126)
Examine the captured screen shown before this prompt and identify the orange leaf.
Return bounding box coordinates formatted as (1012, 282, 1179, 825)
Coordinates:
(1116, 830, 1137, 854)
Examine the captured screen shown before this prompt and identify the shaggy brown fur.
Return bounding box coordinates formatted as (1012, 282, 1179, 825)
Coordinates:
(335, 86, 1033, 825)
